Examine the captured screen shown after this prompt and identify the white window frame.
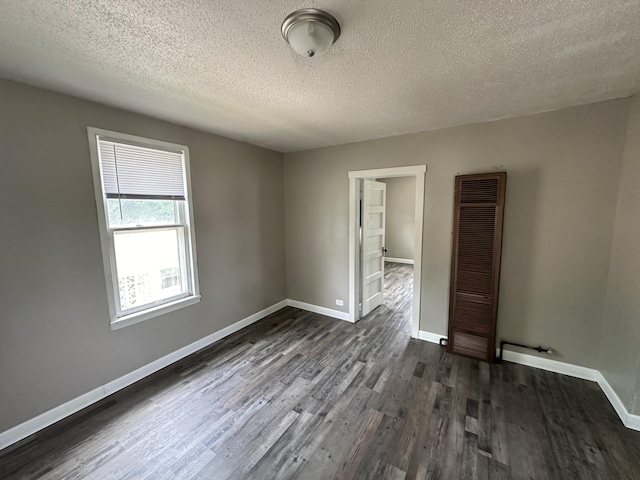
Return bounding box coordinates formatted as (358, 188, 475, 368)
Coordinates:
(88, 127, 200, 330)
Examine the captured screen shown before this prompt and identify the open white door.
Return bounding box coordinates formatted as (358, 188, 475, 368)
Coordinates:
(361, 179, 387, 317)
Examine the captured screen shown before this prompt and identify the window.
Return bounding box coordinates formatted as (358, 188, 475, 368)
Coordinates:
(88, 128, 200, 329)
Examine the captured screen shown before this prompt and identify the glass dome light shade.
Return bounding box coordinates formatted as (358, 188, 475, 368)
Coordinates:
(287, 21, 334, 57)
(281, 9, 341, 58)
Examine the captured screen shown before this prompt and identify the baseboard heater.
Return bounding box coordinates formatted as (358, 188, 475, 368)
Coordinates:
(498, 340, 553, 362)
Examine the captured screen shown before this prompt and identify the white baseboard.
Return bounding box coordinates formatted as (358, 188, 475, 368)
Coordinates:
(497, 350, 638, 430)
(0, 387, 107, 454)
(596, 372, 640, 431)
(417, 330, 639, 431)
(4, 315, 637, 453)
(0, 299, 288, 452)
(384, 257, 414, 265)
(287, 299, 352, 322)
(627, 412, 640, 431)
(499, 349, 599, 382)
(418, 330, 447, 344)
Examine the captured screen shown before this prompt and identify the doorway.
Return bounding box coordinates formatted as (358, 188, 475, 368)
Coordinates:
(348, 165, 426, 338)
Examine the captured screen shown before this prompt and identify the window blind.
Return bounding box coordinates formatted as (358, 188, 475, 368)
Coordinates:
(98, 138, 186, 200)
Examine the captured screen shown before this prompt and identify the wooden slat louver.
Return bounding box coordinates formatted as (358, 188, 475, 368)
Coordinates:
(448, 172, 507, 362)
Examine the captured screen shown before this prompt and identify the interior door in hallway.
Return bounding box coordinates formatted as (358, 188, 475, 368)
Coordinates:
(362, 179, 387, 317)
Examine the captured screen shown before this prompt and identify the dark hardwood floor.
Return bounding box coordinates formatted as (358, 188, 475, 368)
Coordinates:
(2, 262, 640, 479)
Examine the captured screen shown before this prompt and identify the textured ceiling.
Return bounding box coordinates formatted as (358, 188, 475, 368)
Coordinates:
(0, 1, 639, 152)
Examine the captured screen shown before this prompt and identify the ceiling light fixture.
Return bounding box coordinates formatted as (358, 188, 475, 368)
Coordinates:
(281, 8, 340, 58)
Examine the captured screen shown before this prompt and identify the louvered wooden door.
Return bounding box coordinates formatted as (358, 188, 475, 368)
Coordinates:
(447, 172, 507, 362)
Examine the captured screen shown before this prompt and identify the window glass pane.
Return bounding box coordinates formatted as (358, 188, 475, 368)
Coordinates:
(114, 228, 187, 311)
(107, 199, 178, 227)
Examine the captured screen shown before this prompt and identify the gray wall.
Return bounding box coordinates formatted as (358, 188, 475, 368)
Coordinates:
(2, 77, 638, 435)
(0, 80, 286, 433)
(600, 94, 640, 413)
(380, 177, 415, 261)
(284, 99, 629, 368)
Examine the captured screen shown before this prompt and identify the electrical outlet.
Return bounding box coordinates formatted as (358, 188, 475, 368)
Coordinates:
(336, 299, 344, 306)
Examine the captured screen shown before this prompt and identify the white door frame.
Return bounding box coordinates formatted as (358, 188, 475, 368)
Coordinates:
(348, 165, 427, 338)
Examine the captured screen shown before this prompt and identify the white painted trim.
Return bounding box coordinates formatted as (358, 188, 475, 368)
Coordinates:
(412, 171, 425, 340)
(110, 295, 201, 330)
(596, 372, 640, 432)
(417, 331, 639, 431)
(348, 165, 427, 338)
(596, 372, 632, 427)
(3, 313, 637, 451)
(348, 176, 359, 323)
(500, 349, 599, 382)
(86, 127, 200, 328)
(385, 257, 414, 265)
(0, 299, 288, 452)
(418, 330, 446, 344)
(87, 128, 118, 321)
(287, 299, 351, 322)
(627, 412, 640, 431)
(418, 331, 599, 381)
(348, 165, 427, 179)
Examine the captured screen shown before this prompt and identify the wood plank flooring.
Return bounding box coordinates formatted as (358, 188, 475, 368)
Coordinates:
(2, 262, 640, 479)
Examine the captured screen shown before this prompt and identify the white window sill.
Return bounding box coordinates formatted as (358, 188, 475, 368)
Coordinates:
(110, 295, 201, 331)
